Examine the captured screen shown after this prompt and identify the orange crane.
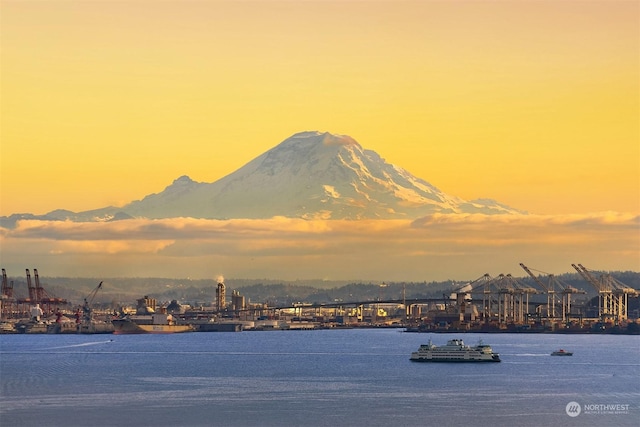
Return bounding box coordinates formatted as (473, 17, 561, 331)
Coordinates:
(25, 269, 68, 313)
(34, 269, 46, 303)
(25, 269, 37, 303)
(1, 269, 13, 299)
(1, 268, 14, 319)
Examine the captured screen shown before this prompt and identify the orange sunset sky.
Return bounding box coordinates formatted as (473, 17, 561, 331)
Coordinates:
(1, 1, 638, 281)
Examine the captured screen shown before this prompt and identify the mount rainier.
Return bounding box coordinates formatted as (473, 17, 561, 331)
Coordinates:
(1, 131, 524, 226)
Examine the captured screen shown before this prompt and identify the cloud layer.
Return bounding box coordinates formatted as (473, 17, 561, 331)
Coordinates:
(1, 213, 638, 281)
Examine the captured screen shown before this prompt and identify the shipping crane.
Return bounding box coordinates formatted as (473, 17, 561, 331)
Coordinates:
(31, 269, 68, 313)
(34, 269, 45, 303)
(455, 272, 535, 326)
(82, 281, 103, 323)
(572, 263, 611, 320)
(25, 269, 37, 303)
(520, 263, 585, 324)
(453, 274, 494, 323)
(455, 273, 496, 323)
(572, 263, 614, 320)
(1, 269, 12, 299)
(1, 268, 14, 319)
(604, 272, 638, 323)
(554, 275, 586, 323)
(571, 263, 633, 322)
(520, 263, 558, 318)
(491, 274, 537, 325)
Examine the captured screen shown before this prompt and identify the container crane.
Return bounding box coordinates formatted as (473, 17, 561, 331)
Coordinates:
(520, 263, 558, 318)
(580, 264, 636, 321)
(521, 263, 585, 324)
(571, 263, 630, 322)
(554, 275, 586, 323)
(477, 274, 498, 324)
(572, 263, 610, 320)
(603, 272, 638, 323)
(453, 274, 493, 323)
(491, 274, 537, 325)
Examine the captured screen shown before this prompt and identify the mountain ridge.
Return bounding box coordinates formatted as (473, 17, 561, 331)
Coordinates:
(0, 131, 525, 227)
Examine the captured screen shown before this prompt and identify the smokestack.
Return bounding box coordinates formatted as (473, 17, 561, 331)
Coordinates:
(216, 277, 226, 312)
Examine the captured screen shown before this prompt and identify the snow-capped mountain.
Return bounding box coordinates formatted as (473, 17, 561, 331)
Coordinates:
(0, 131, 525, 226)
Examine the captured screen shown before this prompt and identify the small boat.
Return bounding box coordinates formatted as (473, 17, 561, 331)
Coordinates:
(551, 349, 573, 356)
(410, 338, 501, 362)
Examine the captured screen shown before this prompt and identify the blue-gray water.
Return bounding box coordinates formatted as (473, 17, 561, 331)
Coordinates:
(1, 329, 638, 427)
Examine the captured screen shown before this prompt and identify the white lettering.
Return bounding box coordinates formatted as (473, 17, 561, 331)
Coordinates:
(581, 403, 630, 415)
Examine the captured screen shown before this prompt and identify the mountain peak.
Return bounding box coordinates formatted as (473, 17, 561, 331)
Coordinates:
(276, 131, 361, 150)
(321, 132, 360, 148)
(176, 131, 524, 219)
(111, 131, 524, 219)
(0, 131, 525, 225)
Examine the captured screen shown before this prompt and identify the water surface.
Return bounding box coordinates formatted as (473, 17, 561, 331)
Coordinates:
(1, 330, 638, 426)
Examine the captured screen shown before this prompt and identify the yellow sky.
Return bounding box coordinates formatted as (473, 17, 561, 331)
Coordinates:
(2, 0, 638, 217)
(1, 1, 639, 284)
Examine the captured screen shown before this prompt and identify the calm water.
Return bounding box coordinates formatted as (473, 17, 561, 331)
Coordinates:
(1, 329, 638, 427)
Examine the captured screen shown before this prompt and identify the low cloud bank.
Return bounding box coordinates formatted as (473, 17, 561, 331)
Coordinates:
(1, 213, 637, 281)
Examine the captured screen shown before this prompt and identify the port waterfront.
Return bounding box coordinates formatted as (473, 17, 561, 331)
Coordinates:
(2, 297, 639, 335)
(1, 329, 638, 427)
(2, 309, 639, 335)
(3, 268, 639, 334)
(0, 294, 640, 335)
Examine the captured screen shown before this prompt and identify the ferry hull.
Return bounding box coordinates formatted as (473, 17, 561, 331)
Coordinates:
(410, 355, 501, 362)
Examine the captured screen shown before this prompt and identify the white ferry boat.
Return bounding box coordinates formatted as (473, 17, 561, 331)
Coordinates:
(410, 338, 501, 363)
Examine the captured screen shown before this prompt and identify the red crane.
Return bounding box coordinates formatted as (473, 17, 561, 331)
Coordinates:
(1, 268, 13, 299)
(33, 269, 68, 312)
(25, 269, 37, 303)
(34, 269, 46, 303)
(1, 268, 14, 319)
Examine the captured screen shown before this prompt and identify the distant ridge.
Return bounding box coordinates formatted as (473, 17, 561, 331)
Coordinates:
(0, 131, 525, 227)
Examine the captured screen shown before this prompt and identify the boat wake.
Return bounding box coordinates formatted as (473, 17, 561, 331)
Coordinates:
(48, 340, 113, 350)
(508, 353, 548, 357)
